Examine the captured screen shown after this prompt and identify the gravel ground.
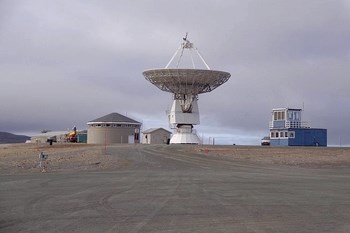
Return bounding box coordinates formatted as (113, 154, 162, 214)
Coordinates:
(1, 144, 350, 233)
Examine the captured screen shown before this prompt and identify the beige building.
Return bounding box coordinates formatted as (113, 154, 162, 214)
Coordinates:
(87, 113, 141, 144)
(30, 131, 68, 143)
(142, 128, 172, 144)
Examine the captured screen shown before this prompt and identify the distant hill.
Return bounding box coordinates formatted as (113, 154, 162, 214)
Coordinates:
(0, 132, 30, 144)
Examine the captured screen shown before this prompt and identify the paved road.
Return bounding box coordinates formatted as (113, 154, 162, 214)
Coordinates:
(1, 145, 350, 232)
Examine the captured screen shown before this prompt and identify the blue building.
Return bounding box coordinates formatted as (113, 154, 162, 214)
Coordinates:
(269, 108, 327, 147)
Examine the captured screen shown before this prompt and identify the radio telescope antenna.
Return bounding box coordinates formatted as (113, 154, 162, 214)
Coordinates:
(144, 35, 231, 144)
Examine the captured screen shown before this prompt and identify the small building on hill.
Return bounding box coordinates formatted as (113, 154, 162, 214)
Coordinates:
(87, 113, 141, 144)
(142, 128, 172, 144)
(30, 130, 87, 143)
(30, 131, 68, 143)
(268, 108, 327, 147)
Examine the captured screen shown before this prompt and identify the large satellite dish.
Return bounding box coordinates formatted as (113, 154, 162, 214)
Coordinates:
(143, 69, 230, 95)
(143, 34, 231, 144)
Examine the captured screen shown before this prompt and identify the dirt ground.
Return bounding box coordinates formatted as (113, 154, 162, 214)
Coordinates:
(195, 145, 350, 168)
(0, 143, 130, 174)
(1, 143, 350, 174)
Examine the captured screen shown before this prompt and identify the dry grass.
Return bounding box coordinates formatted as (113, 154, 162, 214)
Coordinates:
(0, 143, 128, 174)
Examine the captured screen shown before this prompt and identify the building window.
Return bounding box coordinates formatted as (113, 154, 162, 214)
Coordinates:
(276, 132, 279, 138)
(289, 131, 295, 138)
(274, 111, 286, 120)
(271, 132, 275, 138)
(285, 132, 288, 137)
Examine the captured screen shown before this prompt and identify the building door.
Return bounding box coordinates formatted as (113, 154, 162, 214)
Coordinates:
(128, 135, 134, 144)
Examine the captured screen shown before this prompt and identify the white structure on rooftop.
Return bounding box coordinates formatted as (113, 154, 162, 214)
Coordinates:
(269, 108, 310, 129)
(143, 34, 231, 144)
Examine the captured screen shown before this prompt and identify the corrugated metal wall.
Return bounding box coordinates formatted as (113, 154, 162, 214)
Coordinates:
(289, 128, 327, 146)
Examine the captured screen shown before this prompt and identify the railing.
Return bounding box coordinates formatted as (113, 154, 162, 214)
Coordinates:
(269, 121, 310, 129)
(285, 121, 310, 128)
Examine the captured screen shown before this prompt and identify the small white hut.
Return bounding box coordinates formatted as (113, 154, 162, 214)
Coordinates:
(142, 128, 172, 144)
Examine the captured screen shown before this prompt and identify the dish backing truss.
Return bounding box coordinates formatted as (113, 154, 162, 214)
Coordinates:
(143, 69, 231, 96)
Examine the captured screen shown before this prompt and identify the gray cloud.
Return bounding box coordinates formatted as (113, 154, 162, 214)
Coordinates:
(0, 0, 349, 145)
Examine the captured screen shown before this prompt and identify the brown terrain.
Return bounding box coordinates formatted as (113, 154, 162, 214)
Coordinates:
(2, 143, 350, 233)
(0, 143, 130, 174)
(195, 145, 350, 168)
(1, 143, 350, 174)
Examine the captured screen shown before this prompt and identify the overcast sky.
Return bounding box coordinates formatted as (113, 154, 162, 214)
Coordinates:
(1, 0, 349, 145)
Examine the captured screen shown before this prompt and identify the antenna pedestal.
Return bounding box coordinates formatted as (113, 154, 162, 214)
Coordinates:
(168, 99, 200, 144)
(169, 99, 199, 125)
(170, 125, 201, 144)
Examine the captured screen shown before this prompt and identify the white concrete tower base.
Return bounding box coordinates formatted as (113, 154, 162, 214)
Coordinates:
(170, 125, 201, 144)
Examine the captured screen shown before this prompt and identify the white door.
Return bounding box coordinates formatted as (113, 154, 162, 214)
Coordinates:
(128, 135, 134, 144)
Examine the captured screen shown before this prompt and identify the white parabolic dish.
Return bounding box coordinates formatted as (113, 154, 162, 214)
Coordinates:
(143, 69, 231, 95)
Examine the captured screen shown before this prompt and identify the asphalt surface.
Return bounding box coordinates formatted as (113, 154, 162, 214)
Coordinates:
(1, 144, 350, 233)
